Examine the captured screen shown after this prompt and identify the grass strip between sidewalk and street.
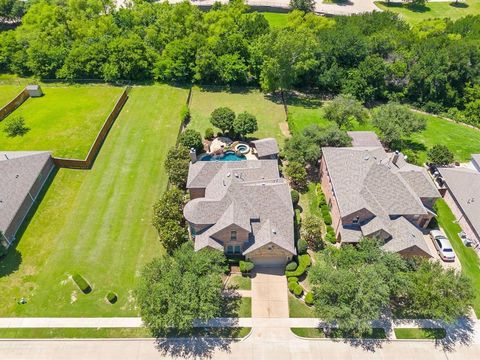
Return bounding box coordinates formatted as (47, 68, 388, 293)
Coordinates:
(394, 328, 446, 340)
(291, 327, 387, 339)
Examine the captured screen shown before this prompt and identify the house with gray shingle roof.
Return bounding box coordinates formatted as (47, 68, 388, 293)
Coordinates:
(0, 151, 55, 248)
(320, 134, 440, 258)
(250, 138, 279, 159)
(184, 158, 295, 266)
(437, 159, 480, 245)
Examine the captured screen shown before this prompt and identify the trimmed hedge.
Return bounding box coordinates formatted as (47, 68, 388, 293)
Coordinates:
(325, 225, 336, 244)
(297, 238, 308, 255)
(304, 292, 314, 306)
(321, 205, 332, 225)
(288, 281, 297, 293)
(293, 283, 303, 297)
(317, 187, 327, 207)
(239, 260, 255, 273)
(291, 190, 300, 207)
(285, 254, 311, 278)
(285, 261, 298, 272)
(72, 273, 92, 294)
(106, 291, 118, 304)
(287, 276, 299, 283)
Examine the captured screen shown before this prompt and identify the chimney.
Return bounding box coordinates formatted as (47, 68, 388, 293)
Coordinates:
(392, 150, 400, 166)
(189, 148, 197, 164)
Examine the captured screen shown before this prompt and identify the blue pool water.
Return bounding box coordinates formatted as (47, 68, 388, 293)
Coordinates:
(200, 151, 245, 162)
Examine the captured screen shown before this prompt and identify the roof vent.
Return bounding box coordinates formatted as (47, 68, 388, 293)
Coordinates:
(234, 173, 239, 178)
(272, 229, 276, 235)
(227, 172, 231, 177)
(364, 155, 370, 161)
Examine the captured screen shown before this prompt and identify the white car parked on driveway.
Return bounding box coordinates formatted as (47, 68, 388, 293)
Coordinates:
(430, 230, 456, 262)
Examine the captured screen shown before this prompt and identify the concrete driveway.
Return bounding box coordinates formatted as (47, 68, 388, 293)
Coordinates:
(251, 266, 288, 318)
(424, 233, 462, 271)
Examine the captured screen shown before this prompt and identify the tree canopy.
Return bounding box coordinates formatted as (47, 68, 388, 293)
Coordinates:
(210, 107, 235, 134)
(137, 242, 227, 335)
(164, 145, 190, 189)
(179, 129, 203, 154)
(233, 111, 258, 138)
(427, 144, 454, 166)
(324, 94, 369, 129)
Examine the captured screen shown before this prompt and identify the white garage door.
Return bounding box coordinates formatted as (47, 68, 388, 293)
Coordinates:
(250, 256, 286, 267)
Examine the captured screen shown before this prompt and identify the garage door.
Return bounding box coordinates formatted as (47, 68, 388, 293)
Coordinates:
(250, 256, 287, 267)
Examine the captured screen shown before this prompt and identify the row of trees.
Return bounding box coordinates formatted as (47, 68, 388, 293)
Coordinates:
(1, 1, 480, 123)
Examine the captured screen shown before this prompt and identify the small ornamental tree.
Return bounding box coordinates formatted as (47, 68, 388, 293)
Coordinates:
(427, 144, 454, 166)
(137, 242, 227, 335)
(210, 107, 235, 134)
(233, 111, 258, 138)
(286, 162, 308, 190)
(3, 116, 29, 137)
(289, 0, 316, 13)
(164, 145, 190, 189)
(157, 220, 188, 254)
(324, 94, 369, 129)
(153, 187, 185, 229)
(179, 129, 203, 154)
(301, 215, 323, 250)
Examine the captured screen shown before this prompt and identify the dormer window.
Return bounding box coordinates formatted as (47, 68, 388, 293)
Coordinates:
(231, 230, 237, 241)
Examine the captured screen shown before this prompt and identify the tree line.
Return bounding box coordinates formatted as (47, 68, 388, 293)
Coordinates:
(1, 0, 479, 124)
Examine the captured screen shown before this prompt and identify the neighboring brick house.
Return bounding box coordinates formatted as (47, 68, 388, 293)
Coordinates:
(0, 151, 55, 248)
(184, 158, 295, 267)
(437, 156, 480, 245)
(320, 132, 441, 258)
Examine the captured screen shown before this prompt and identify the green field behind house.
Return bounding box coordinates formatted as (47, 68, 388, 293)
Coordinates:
(260, 11, 290, 28)
(0, 85, 187, 317)
(0, 85, 24, 107)
(435, 199, 480, 317)
(376, 1, 480, 25)
(287, 97, 480, 164)
(188, 87, 287, 144)
(0, 85, 124, 159)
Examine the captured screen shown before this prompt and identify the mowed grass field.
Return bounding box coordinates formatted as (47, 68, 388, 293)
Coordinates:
(0, 85, 24, 107)
(376, 1, 480, 24)
(0, 85, 124, 159)
(260, 11, 290, 28)
(0, 85, 188, 317)
(287, 96, 480, 164)
(188, 87, 287, 144)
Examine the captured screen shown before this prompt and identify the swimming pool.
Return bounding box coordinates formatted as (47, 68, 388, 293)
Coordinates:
(200, 151, 245, 162)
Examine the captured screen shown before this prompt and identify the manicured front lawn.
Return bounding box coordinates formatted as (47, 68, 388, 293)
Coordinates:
(394, 328, 446, 339)
(259, 11, 290, 28)
(435, 199, 480, 317)
(291, 327, 386, 339)
(188, 86, 287, 144)
(0, 327, 252, 339)
(289, 293, 315, 318)
(0, 85, 24, 107)
(376, 1, 480, 25)
(227, 274, 252, 290)
(0, 85, 124, 158)
(0, 85, 188, 317)
(239, 297, 252, 317)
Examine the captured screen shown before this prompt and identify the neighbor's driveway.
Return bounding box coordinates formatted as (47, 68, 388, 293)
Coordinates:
(251, 267, 288, 318)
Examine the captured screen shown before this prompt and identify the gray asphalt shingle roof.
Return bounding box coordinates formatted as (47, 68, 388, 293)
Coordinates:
(251, 138, 279, 158)
(185, 159, 295, 255)
(347, 131, 383, 148)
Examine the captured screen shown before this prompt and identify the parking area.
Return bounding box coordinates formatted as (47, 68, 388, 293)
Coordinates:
(424, 231, 462, 271)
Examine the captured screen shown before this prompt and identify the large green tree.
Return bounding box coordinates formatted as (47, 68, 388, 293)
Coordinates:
(233, 111, 258, 138)
(164, 145, 190, 189)
(137, 242, 227, 335)
(323, 94, 369, 129)
(179, 129, 203, 154)
(372, 103, 426, 147)
(210, 107, 235, 134)
(427, 144, 454, 166)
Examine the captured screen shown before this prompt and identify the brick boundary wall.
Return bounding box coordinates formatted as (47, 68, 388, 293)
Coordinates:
(52, 87, 130, 169)
(0, 89, 30, 121)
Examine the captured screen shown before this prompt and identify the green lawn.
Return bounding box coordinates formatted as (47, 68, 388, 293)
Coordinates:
(287, 98, 480, 163)
(376, 1, 480, 25)
(298, 182, 322, 219)
(260, 11, 290, 28)
(227, 274, 251, 290)
(0, 85, 24, 107)
(0, 85, 188, 317)
(0, 327, 252, 339)
(0, 85, 124, 158)
(435, 199, 480, 317)
(291, 327, 386, 339)
(289, 293, 315, 318)
(188, 86, 287, 145)
(239, 297, 252, 317)
(394, 328, 446, 339)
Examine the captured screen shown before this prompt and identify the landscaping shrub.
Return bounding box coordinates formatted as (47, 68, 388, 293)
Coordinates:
(321, 205, 332, 225)
(318, 190, 326, 207)
(304, 292, 314, 306)
(286, 261, 298, 272)
(293, 283, 303, 297)
(288, 277, 299, 283)
(291, 190, 300, 207)
(297, 238, 308, 255)
(4, 116, 29, 137)
(325, 226, 336, 244)
(179, 129, 203, 154)
(285, 254, 311, 278)
(72, 273, 92, 294)
(106, 291, 118, 304)
(180, 105, 191, 123)
(205, 127, 215, 140)
(239, 260, 254, 274)
(288, 281, 297, 293)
